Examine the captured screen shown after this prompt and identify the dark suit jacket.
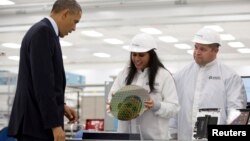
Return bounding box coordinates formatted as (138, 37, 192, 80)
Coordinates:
(8, 18, 66, 140)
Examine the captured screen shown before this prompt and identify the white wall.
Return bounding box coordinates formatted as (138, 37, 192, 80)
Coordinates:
(66, 60, 250, 84)
(2, 59, 250, 85)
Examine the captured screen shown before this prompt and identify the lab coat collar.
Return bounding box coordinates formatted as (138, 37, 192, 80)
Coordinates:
(137, 67, 149, 73)
(199, 59, 217, 68)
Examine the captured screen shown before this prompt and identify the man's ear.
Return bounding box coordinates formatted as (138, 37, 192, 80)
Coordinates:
(214, 47, 219, 53)
(61, 9, 70, 19)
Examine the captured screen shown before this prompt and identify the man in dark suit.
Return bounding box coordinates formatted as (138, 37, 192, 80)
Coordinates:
(8, 0, 82, 141)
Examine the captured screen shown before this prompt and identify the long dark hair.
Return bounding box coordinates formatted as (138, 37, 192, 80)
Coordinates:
(125, 49, 165, 93)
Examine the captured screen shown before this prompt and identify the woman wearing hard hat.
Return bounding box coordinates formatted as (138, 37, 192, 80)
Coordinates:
(171, 27, 247, 140)
(106, 33, 179, 140)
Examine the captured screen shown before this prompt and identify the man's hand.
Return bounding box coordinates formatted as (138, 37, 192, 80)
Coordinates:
(64, 104, 78, 123)
(52, 126, 65, 141)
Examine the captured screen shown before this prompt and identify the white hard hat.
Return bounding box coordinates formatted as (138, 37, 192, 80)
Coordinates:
(192, 27, 221, 45)
(128, 33, 157, 52)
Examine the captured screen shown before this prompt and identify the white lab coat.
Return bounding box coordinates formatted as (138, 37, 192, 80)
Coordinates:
(107, 66, 179, 140)
(173, 59, 247, 141)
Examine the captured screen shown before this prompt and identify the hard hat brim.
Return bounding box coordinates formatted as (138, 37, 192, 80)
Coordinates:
(128, 45, 156, 53)
(192, 38, 219, 45)
(128, 46, 151, 52)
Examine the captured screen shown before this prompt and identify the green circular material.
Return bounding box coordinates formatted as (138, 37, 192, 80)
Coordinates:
(110, 85, 149, 121)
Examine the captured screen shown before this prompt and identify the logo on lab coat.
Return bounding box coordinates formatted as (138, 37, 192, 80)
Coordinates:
(208, 76, 221, 80)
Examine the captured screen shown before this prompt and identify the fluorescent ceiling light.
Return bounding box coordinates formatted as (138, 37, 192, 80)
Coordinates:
(2, 43, 20, 49)
(237, 48, 250, 54)
(0, 0, 14, 5)
(104, 38, 124, 45)
(174, 43, 192, 49)
(0, 25, 30, 32)
(220, 34, 235, 41)
(60, 40, 72, 47)
(187, 50, 193, 55)
(140, 27, 162, 35)
(8, 56, 19, 61)
(81, 30, 103, 37)
(227, 42, 245, 48)
(203, 25, 224, 32)
(158, 36, 178, 43)
(93, 52, 111, 58)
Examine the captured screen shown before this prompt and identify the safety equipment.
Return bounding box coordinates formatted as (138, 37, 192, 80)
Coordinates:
(128, 33, 157, 52)
(192, 27, 221, 45)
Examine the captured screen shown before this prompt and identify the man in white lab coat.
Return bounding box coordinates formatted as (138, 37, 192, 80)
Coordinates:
(172, 27, 247, 140)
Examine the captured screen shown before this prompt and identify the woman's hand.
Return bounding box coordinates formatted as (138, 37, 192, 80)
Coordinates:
(144, 97, 154, 110)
